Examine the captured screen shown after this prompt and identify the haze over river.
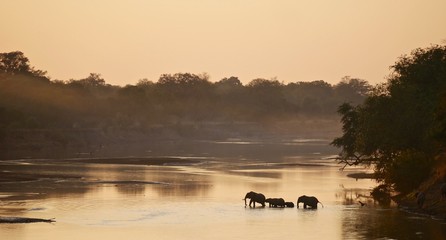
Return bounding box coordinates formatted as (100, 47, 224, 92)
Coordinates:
(1, 138, 445, 239)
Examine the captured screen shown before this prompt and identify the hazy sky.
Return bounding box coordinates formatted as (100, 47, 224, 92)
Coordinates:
(1, 0, 445, 86)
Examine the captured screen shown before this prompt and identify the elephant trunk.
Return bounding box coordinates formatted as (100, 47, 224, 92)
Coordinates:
(244, 198, 247, 206)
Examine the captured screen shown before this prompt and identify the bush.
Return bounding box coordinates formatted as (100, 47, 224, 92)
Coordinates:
(387, 150, 434, 193)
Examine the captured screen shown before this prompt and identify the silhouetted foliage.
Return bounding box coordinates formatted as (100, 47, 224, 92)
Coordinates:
(334, 76, 371, 105)
(284, 80, 337, 115)
(0, 51, 46, 77)
(332, 45, 446, 193)
(68, 73, 107, 88)
(0, 51, 32, 74)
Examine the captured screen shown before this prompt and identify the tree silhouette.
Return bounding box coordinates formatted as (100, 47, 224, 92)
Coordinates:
(332, 45, 446, 193)
(0, 51, 46, 77)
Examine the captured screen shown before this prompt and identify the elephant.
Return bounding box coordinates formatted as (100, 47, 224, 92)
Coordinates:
(297, 195, 323, 209)
(244, 191, 266, 207)
(285, 202, 295, 208)
(265, 198, 285, 208)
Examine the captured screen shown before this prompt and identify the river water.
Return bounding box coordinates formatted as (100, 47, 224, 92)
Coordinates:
(1, 138, 445, 239)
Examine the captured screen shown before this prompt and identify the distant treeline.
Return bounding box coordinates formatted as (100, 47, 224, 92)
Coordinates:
(0, 51, 370, 131)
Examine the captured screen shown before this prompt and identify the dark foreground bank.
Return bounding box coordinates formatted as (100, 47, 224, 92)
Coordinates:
(394, 182, 446, 221)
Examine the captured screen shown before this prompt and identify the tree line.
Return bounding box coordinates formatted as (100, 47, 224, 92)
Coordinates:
(0, 51, 370, 131)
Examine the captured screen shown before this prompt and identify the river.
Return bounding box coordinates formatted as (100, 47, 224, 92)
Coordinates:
(1, 138, 445, 239)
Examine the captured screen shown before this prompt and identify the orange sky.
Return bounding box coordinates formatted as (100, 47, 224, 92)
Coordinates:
(1, 0, 445, 86)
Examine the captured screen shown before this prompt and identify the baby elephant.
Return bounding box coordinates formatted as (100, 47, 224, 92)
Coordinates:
(265, 198, 285, 208)
(285, 202, 294, 208)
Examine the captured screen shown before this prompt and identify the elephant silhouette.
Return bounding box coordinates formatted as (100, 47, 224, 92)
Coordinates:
(265, 198, 285, 208)
(285, 202, 295, 208)
(297, 195, 323, 209)
(244, 191, 266, 207)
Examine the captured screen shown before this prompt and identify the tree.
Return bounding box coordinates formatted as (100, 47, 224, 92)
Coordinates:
(68, 73, 106, 87)
(136, 78, 154, 87)
(0, 51, 46, 77)
(283, 80, 338, 116)
(245, 78, 289, 116)
(0, 51, 31, 74)
(332, 45, 446, 193)
(157, 72, 210, 86)
(216, 76, 243, 87)
(155, 73, 214, 121)
(334, 76, 371, 106)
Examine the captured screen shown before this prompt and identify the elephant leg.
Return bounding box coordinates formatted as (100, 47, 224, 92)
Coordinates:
(312, 199, 318, 208)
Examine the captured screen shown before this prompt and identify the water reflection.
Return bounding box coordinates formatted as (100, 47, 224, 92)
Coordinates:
(341, 207, 446, 239)
(153, 183, 212, 197)
(335, 185, 374, 206)
(1, 139, 445, 240)
(229, 170, 282, 179)
(114, 184, 147, 196)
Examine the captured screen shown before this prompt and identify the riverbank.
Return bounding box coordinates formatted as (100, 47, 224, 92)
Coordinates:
(0, 119, 341, 160)
(394, 182, 446, 221)
(393, 159, 446, 221)
(345, 164, 446, 221)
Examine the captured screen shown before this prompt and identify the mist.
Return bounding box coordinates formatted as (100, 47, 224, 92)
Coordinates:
(0, 53, 370, 159)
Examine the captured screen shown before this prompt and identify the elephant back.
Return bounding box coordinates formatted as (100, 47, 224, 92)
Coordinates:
(257, 193, 266, 202)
